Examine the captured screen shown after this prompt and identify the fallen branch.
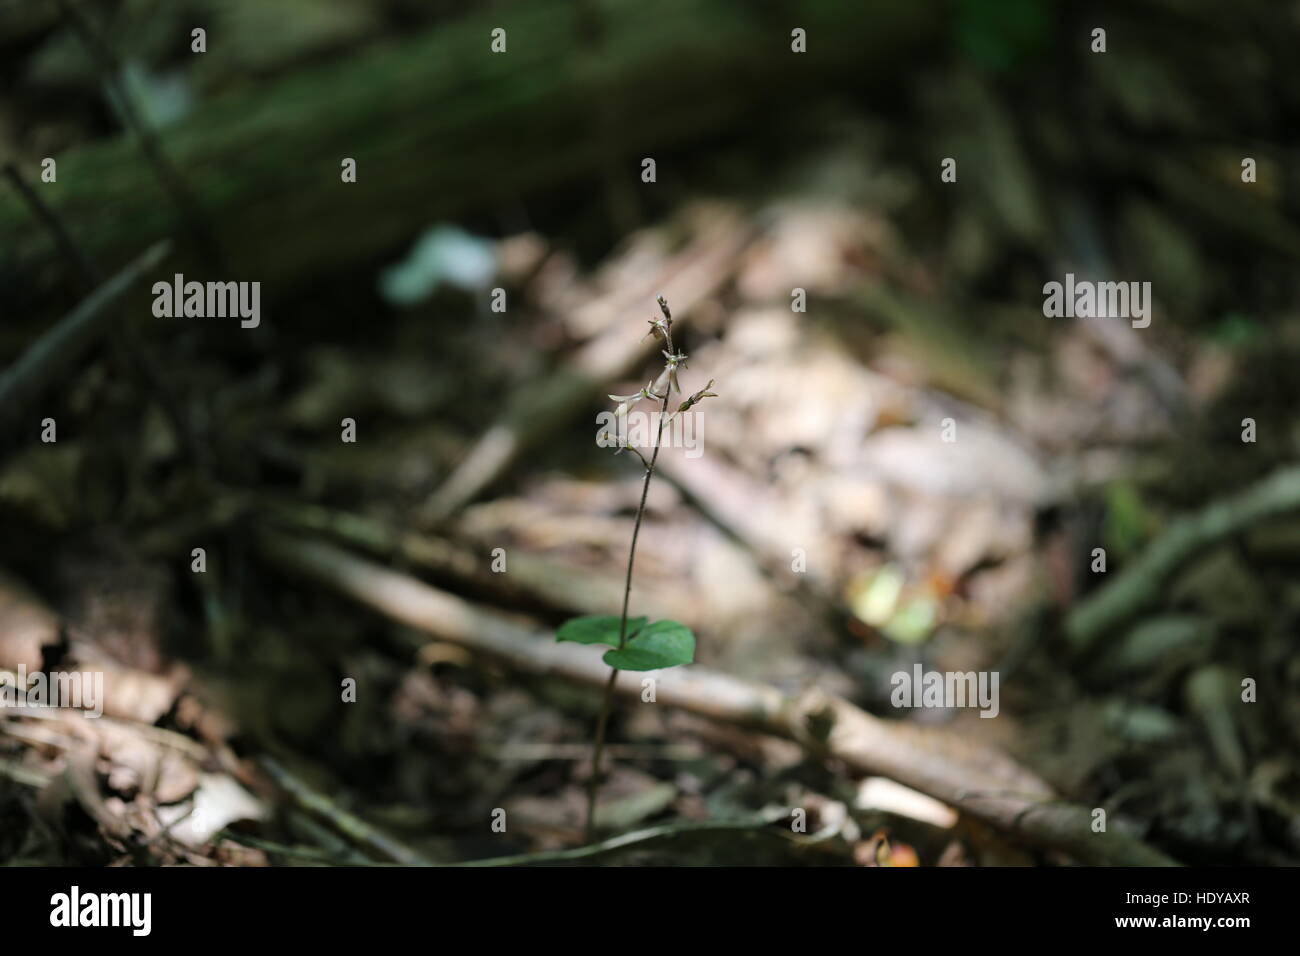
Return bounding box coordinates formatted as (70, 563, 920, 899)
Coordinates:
(257, 756, 433, 866)
(259, 531, 1178, 866)
(264, 498, 640, 619)
(0, 240, 171, 430)
(3, 1, 939, 295)
(1066, 464, 1300, 653)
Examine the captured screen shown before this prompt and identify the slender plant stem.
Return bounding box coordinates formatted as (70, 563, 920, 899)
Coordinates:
(585, 330, 675, 841)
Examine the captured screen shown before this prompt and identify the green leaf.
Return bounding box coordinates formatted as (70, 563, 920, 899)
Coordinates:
(882, 597, 937, 645)
(602, 620, 695, 671)
(556, 615, 646, 648)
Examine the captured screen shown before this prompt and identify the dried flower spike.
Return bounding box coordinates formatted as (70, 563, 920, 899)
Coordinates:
(656, 294, 672, 324)
(558, 296, 710, 843)
(643, 317, 669, 343)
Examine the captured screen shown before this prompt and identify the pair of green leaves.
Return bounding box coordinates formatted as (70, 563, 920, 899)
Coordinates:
(555, 615, 695, 671)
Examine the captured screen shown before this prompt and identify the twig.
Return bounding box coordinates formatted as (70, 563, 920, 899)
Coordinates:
(1066, 463, 1300, 653)
(2, 163, 99, 279)
(2, 164, 208, 474)
(263, 498, 632, 614)
(0, 240, 171, 428)
(257, 756, 434, 866)
(447, 812, 798, 867)
(258, 531, 1179, 866)
(0, 758, 50, 788)
(487, 742, 701, 761)
(222, 812, 817, 867)
(215, 830, 346, 865)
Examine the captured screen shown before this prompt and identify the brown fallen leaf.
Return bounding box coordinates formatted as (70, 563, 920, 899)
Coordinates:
(0, 570, 59, 672)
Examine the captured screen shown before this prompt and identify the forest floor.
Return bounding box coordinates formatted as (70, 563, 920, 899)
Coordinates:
(1, 0, 1297, 866)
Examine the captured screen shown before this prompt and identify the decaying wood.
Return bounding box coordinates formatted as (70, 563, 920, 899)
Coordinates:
(1, 0, 939, 297)
(267, 500, 630, 613)
(259, 530, 1179, 866)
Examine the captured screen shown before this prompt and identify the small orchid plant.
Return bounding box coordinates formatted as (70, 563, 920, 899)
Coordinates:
(555, 296, 717, 841)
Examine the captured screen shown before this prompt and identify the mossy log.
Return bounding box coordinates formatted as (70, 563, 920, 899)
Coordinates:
(2, 0, 939, 307)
